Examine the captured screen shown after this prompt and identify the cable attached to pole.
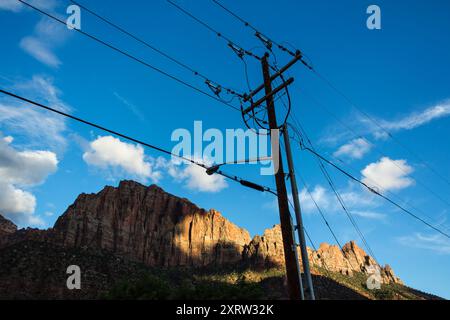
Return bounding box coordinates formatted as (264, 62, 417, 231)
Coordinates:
(0, 88, 276, 195)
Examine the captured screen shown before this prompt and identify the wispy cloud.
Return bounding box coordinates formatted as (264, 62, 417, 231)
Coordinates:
(0, 0, 57, 12)
(278, 184, 387, 220)
(351, 210, 386, 220)
(19, 17, 70, 68)
(364, 100, 450, 139)
(0, 75, 70, 151)
(397, 233, 450, 255)
(20, 36, 61, 68)
(333, 138, 372, 160)
(322, 100, 450, 153)
(2, 1, 68, 68)
(113, 92, 145, 121)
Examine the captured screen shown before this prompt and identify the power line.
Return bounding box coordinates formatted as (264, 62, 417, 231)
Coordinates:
(0, 88, 277, 195)
(281, 131, 361, 277)
(300, 144, 450, 239)
(303, 139, 450, 233)
(312, 69, 450, 191)
(290, 121, 379, 262)
(213, 0, 450, 202)
(297, 175, 343, 249)
(166, 0, 262, 61)
(69, 0, 244, 99)
(298, 174, 362, 274)
(295, 86, 450, 210)
(209, 0, 313, 71)
(17, 0, 266, 122)
(287, 104, 450, 232)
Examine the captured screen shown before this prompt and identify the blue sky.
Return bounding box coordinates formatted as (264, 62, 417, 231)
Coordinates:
(0, 0, 450, 298)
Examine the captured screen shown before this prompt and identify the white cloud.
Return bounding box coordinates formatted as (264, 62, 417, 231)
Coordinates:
(82, 137, 227, 193)
(299, 185, 331, 213)
(351, 210, 386, 220)
(0, 0, 22, 12)
(0, 75, 70, 151)
(0, 0, 57, 12)
(20, 36, 61, 68)
(321, 100, 450, 146)
(19, 16, 69, 68)
(2, 0, 64, 68)
(356, 100, 450, 140)
(161, 157, 228, 193)
(333, 138, 372, 160)
(398, 233, 450, 255)
(296, 184, 385, 220)
(378, 101, 450, 135)
(83, 136, 162, 183)
(0, 135, 57, 227)
(0, 183, 36, 215)
(362, 157, 414, 192)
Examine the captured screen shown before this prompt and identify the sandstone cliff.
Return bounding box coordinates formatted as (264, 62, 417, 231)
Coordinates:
(0, 214, 16, 237)
(243, 225, 402, 284)
(0, 181, 401, 285)
(52, 181, 250, 267)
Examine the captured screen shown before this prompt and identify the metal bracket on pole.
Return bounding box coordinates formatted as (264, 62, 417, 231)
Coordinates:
(242, 77, 294, 115)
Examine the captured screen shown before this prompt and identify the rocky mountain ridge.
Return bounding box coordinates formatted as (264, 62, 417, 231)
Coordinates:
(0, 180, 401, 287)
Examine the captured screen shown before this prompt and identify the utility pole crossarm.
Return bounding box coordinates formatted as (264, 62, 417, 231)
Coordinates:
(242, 77, 294, 115)
(243, 51, 302, 102)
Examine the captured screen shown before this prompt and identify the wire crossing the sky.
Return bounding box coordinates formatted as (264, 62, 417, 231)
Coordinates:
(0, 88, 277, 196)
(297, 175, 343, 249)
(299, 144, 450, 240)
(287, 120, 379, 263)
(69, 0, 244, 100)
(17, 0, 269, 122)
(208, 0, 450, 199)
(210, 0, 312, 70)
(287, 86, 450, 232)
(166, 0, 262, 61)
(312, 69, 450, 192)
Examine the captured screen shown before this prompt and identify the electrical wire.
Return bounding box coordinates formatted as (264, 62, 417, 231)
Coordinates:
(312, 69, 450, 191)
(17, 0, 268, 125)
(210, 0, 312, 70)
(295, 87, 450, 210)
(0, 88, 277, 195)
(299, 144, 450, 240)
(70, 0, 244, 100)
(166, 0, 262, 61)
(290, 121, 380, 263)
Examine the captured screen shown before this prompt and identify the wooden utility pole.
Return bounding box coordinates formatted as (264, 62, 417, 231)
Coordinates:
(242, 51, 315, 300)
(262, 53, 302, 300)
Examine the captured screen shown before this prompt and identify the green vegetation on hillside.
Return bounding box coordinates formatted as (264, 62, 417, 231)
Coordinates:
(104, 266, 440, 300)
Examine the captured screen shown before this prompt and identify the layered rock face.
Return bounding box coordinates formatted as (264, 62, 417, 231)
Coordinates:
(52, 181, 250, 267)
(0, 181, 401, 285)
(0, 215, 17, 247)
(0, 214, 16, 237)
(243, 225, 402, 284)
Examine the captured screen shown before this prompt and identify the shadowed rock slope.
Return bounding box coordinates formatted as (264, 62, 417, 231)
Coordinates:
(0, 181, 440, 300)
